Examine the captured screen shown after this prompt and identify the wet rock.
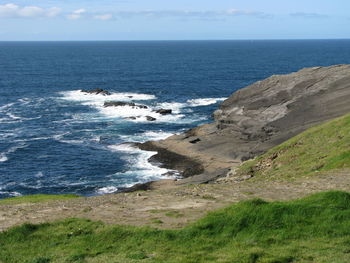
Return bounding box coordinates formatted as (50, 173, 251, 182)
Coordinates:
(104, 101, 148, 109)
(81, 88, 110, 96)
(146, 116, 157, 121)
(156, 109, 172, 115)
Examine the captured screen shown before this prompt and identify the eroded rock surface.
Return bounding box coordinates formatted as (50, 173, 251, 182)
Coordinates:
(140, 65, 350, 183)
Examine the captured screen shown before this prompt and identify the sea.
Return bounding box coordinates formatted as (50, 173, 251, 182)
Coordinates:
(1, 40, 350, 199)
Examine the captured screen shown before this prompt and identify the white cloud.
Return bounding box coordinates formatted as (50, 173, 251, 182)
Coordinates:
(66, 8, 86, 20)
(0, 3, 61, 18)
(73, 9, 87, 15)
(94, 14, 113, 20)
(0, 4, 270, 21)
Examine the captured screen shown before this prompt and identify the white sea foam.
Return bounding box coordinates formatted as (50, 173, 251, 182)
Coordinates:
(97, 186, 118, 194)
(186, 97, 226, 106)
(156, 102, 186, 113)
(59, 90, 187, 123)
(108, 143, 179, 184)
(118, 130, 174, 143)
(141, 131, 174, 141)
(60, 90, 156, 104)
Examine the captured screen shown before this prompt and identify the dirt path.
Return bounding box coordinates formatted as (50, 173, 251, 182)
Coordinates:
(1, 170, 350, 231)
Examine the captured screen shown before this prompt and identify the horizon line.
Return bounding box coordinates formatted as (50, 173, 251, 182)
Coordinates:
(0, 38, 349, 42)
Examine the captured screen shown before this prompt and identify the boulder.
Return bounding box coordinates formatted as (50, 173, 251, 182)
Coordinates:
(156, 109, 172, 115)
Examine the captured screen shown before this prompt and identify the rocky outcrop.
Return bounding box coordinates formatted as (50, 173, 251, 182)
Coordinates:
(104, 101, 148, 109)
(156, 109, 172, 115)
(140, 65, 350, 184)
(81, 88, 110, 96)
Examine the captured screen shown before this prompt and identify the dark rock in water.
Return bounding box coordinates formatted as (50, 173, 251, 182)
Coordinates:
(156, 109, 172, 115)
(125, 116, 138, 120)
(81, 88, 110, 96)
(137, 142, 204, 178)
(146, 116, 156, 121)
(138, 64, 350, 184)
(103, 101, 148, 109)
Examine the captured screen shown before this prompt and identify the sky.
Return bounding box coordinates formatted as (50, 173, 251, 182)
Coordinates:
(0, 0, 349, 40)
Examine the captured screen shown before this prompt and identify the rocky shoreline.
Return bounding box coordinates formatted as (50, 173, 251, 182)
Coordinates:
(136, 65, 350, 186)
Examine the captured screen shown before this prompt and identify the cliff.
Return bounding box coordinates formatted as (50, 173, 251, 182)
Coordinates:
(139, 65, 350, 184)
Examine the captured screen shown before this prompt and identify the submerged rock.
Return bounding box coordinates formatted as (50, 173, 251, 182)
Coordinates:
(81, 88, 110, 96)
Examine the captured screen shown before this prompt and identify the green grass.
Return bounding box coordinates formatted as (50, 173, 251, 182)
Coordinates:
(0, 194, 79, 205)
(236, 113, 350, 180)
(1, 191, 350, 262)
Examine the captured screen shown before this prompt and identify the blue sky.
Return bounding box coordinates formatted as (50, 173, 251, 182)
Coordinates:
(0, 0, 349, 40)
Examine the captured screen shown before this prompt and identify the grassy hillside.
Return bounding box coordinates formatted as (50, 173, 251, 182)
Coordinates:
(1, 191, 350, 263)
(237, 113, 350, 180)
(0, 194, 79, 205)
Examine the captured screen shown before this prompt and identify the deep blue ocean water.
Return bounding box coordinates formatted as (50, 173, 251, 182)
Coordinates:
(1, 40, 350, 198)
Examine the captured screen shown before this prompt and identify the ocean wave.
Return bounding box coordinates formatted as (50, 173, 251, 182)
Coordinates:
(0, 102, 15, 111)
(0, 143, 28, 163)
(186, 97, 226, 106)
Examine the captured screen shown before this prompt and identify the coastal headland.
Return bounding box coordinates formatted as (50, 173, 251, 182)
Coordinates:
(139, 64, 350, 185)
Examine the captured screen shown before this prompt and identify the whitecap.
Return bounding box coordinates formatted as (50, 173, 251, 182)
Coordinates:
(59, 90, 156, 105)
(0, 143, 28, 163)
(186, 97, 226, 107)
(6, 112, 21, 120)
(0, 103, 14, 111)
(0, 154, 8, 162)
(35, 172, 44, 178)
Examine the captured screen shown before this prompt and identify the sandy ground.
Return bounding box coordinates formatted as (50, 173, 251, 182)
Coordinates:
(1, 169, 350, 231)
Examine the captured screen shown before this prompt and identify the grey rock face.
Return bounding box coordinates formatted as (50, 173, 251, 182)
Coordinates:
(140, 65, 350, 182)
(214, 64, 350, 156)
